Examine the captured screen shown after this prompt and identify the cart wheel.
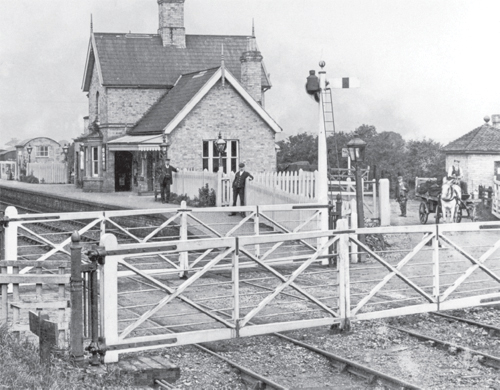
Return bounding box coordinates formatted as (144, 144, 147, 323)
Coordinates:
(419, 202, 428, 224)
(454, 203, 462, 223)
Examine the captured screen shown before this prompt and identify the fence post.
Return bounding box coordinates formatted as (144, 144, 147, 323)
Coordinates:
(216, 169, 222, 207)
(179, 201, 189, 279)
(379, 178, 390, 226)
(70, 232, 85, 366)
(4, 206, 18, 262)
(99, 233, 119, 363)
(336, 219, 351, 331)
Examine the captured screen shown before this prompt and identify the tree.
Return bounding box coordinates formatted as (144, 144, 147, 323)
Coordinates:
(404, 139, 445, 182)
(277, 132, 318, 168)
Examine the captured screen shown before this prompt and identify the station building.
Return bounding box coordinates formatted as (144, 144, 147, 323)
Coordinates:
(75, 0, 281, 193)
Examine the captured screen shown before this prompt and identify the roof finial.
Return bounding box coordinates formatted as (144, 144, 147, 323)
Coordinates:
(221, 43, 225, 88)
(252, 18, 255, 37)
(90, 14, 93, 33)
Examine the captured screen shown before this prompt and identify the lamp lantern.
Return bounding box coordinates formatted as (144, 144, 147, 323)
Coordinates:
(215, 132, 227, 172)
(80, 143, 85, 152)
(346, 137, 366, 164)
(26, 144, 33, 163)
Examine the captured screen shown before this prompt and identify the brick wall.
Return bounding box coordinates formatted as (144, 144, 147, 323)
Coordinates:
(107, 88, 166, 126)
(168, 80, 276, 173)
(88, 66, 106, 126)
(446, 154, 499, 191)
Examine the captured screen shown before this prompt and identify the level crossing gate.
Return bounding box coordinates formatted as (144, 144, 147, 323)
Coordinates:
(1, 204, 500, 364)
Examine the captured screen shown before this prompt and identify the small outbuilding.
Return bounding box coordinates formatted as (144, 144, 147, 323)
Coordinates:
(443, 115, 500, 192)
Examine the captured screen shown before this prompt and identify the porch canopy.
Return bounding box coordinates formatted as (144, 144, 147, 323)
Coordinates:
(108, 134, 164, 151)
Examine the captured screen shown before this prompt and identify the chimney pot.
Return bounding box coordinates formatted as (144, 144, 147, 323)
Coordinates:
(492, 114, 500, 128)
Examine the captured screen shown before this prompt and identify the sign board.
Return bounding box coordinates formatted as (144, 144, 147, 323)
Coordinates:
(29, 311, 58, 363)
(342, 148, 349, 158)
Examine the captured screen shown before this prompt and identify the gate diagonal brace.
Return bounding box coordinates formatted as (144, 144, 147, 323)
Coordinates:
(86, 246, 106, 265)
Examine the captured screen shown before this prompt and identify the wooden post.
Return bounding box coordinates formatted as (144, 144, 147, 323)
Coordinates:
(254, 206, 260, 258)
(379, 178, 390, 226)
(216, 169, 223, 207)
(336, 219, 350, 331)
(4, 206, 18, 262)
(232, 238, 240, 335)
(70, 232, 85, 366)
(99, 234, 119, 363)
(179, 201, 188, 279)
(433, 225, 440, 303)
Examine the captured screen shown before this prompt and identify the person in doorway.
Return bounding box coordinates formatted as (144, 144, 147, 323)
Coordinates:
(229, 163, 254, 217)
(396, 175, 408, 217)
(158, 158, 177, 203)
(447, 159, 468, 195)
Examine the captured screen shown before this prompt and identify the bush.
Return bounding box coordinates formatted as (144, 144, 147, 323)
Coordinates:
(193, 184, 216, 207)
(168, 184, 216, 207)
(20, 174, 39, 184)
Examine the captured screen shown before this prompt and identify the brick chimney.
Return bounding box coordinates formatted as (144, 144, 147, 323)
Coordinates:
(492, 114, 500, 128)
(158, 0, 185, 48)
(240, 36, 263, 104)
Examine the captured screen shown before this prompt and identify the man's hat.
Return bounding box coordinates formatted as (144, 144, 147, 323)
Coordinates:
(454, 159, 460, 162)
(239, 163, 245, 168)
(165, 158, 170, 161)
(397, 176, 403, 180)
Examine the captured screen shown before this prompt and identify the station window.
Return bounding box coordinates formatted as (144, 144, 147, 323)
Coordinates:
(202, 139, 239, 173)
(36, 146, 49, 157)
(92, 147, 99, 177)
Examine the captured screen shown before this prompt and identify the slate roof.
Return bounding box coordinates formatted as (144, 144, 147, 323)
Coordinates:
(130, 68, 219, 135)
(83, 33, 271, 90)
(444, 123, 500, 153)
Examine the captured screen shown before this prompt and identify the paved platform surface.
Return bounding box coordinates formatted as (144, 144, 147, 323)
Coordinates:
(0, 179, 253, 236)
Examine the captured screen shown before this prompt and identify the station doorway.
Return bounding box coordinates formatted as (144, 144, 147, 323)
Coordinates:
(115, 151, 133, 192)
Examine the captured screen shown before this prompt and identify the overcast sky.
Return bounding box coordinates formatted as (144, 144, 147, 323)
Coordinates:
(1, 0, 500, 147)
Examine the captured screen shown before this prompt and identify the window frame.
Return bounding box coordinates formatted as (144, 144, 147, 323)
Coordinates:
(36, 146, 49, 158)
(202, 139, 239, 173)
(91, 146, 99, 177)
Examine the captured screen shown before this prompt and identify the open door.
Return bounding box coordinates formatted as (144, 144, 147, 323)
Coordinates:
(115, 151, 133, 192)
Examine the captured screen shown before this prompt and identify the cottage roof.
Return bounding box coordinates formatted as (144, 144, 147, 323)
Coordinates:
(127, 66, 281, 136)
(444, 122, 500, 154)
(82, 33, 271, 91)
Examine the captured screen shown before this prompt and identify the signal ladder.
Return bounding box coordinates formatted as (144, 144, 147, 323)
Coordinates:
(322, 88, 335, 134)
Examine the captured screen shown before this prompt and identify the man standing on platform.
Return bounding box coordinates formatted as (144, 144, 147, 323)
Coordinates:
(229, 163, 253, 217)
(159, 158, 177, 204)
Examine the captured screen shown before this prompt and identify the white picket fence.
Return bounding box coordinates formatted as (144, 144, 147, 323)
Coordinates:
(26, 162, 68, 184)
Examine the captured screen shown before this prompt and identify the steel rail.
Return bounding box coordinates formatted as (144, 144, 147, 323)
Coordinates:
(390, 325, 500, 370)
(430, 312, 500, 336)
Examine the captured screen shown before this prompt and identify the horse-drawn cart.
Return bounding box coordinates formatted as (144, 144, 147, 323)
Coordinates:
(415, 177, 478, 224)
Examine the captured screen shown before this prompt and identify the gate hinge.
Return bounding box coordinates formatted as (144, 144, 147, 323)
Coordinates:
(85, 246, 106, 265)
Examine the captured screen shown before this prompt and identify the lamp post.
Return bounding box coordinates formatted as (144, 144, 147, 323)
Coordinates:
(160, 133, 169, 165)
(347, 136, 367, 261)
(26, 144, 33, 163)
(62, 144, 69, 162)
(215, 132, 227, 172)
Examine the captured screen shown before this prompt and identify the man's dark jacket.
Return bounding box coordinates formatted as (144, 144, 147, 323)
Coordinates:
(159, 165, 177, 185)
(232, 171, 253, 189)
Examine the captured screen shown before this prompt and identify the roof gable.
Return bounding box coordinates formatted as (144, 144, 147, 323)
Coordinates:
(83, 33, 271, 91)
(129, 67, 282, 136)
(444, 123, 500, 153)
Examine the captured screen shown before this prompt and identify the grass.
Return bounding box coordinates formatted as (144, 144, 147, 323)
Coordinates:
(0, 324, 136, 389)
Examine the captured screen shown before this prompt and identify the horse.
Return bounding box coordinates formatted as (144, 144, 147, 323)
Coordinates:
(440, 178, 461, 223)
